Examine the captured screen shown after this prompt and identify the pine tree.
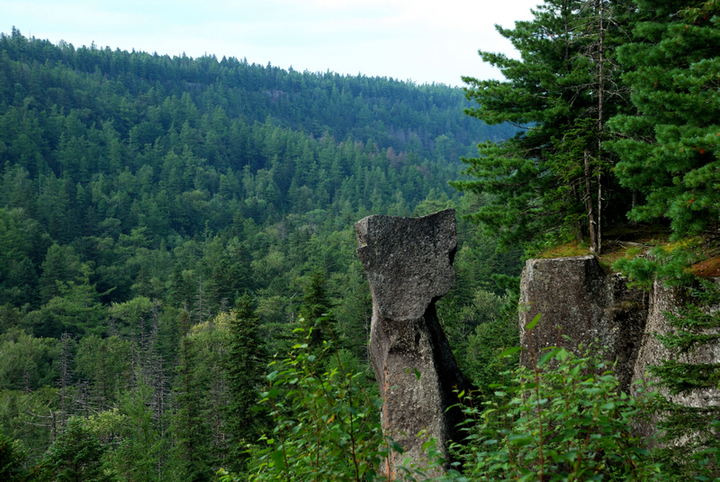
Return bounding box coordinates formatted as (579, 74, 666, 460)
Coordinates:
(607, 0, 720, 238)
(454, 0, 633, 252)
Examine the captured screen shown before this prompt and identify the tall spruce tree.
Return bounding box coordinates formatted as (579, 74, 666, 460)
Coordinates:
(172, 337, 213, 482)
(454, 0, 633, 252)
(224, 295, 267, 475)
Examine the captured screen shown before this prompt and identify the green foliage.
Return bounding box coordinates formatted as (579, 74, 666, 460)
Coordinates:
(300, 270, 335, 351)
(459, 289, 520, 397)
(0, 427, 27, 481)
(445, 345, 660, 481)
(645, 278, 720, 480)
(108, 384, 163, 482)
(34, 416, 114, 482)
(455, 0, 633, 253)
(0, 328, 59, 392)
(171, 331, 219, 481)
(607, 0, 720, 238)
(245, 329, 387, 481)
(75, 334, 132, 412)
(611, 236, 720, 480)
(0, 24, 523, 482)
(224, 295, 268, 475)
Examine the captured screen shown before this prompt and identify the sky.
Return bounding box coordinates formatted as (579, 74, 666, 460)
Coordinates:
(1, 0, 541, 87)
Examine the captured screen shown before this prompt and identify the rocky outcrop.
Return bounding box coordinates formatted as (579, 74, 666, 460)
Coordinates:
(355, 209, 469, 476)
(520, 255, 720, 443)
(519, 255, 648, 392)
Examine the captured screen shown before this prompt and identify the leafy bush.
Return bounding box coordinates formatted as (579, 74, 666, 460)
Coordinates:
(444, 344, 661, 482)
(232, 322, 390, 482)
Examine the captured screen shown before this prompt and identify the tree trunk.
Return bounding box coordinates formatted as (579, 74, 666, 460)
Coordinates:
(584, 148, 597, 252)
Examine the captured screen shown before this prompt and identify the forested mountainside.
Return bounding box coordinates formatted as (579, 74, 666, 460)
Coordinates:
(0, 29, 521, 479)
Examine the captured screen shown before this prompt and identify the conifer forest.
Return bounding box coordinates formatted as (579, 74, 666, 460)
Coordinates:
(1, 0, 719, 480)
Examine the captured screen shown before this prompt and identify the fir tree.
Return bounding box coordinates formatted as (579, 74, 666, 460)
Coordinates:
(454, 0, 633, 252)
(172, 336, 213, 482)
(300, 269, 335, 352)
(223, 295, 267, 475)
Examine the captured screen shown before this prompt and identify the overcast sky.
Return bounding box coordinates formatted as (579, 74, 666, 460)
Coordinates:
(1, 0, 540, 87)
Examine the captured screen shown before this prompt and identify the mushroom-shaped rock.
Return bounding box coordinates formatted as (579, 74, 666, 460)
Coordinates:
(355, 209, 469, 476)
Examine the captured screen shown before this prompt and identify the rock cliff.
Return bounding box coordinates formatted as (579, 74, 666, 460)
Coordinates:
(519, 255, 648, 392)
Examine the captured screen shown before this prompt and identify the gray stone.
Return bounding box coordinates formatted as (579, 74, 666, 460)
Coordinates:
(631, 280, 720, 443)
(519, 255, 648, 392)
(519, 255, 720, 445)
(355, 209, 469, 476)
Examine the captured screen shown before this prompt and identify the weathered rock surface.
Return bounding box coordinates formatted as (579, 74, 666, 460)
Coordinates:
(520, 255, 720, 444)
(631, 280, 720, 442)
(355, 209, 469, 475)
(519, 255, 648, 392)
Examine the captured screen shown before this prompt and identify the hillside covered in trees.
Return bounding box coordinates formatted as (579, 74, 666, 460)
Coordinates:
(0, 28, 521, 480)
(3, 0, 719, 478)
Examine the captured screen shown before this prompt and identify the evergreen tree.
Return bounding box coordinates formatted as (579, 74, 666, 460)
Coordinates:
(647, 279, 720, 479)
(172, 336, 213, 482)
(39, 244, 82, 305)
(607, 0, 720, 238)
(35, 416, 113, 482)
(0, 427, 27, 481)
(223, 295, 267, 475)
(300, 269, 335, 351)
(454, 0, 632, 252)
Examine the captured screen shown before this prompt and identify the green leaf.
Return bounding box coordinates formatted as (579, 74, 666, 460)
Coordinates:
(508, 434, 534, 446)
(538, 347, 561, 367)
(526, 313, 542, 331)
(499, 346, 523, 358)
(270, 449, 286, 469)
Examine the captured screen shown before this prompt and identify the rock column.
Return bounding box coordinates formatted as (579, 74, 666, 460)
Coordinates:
(355, 209, 469, 476)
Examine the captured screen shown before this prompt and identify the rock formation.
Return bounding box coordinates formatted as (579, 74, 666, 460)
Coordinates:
(630, 280, 720, 441)
(518, 255, 647, 392)
(519, 254, 719, 442)
(355, 209, 469, 476)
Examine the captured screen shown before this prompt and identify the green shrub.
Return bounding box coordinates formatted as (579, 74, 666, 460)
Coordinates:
(444, 344, 661, 482)
(238, 322, 390, 482)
